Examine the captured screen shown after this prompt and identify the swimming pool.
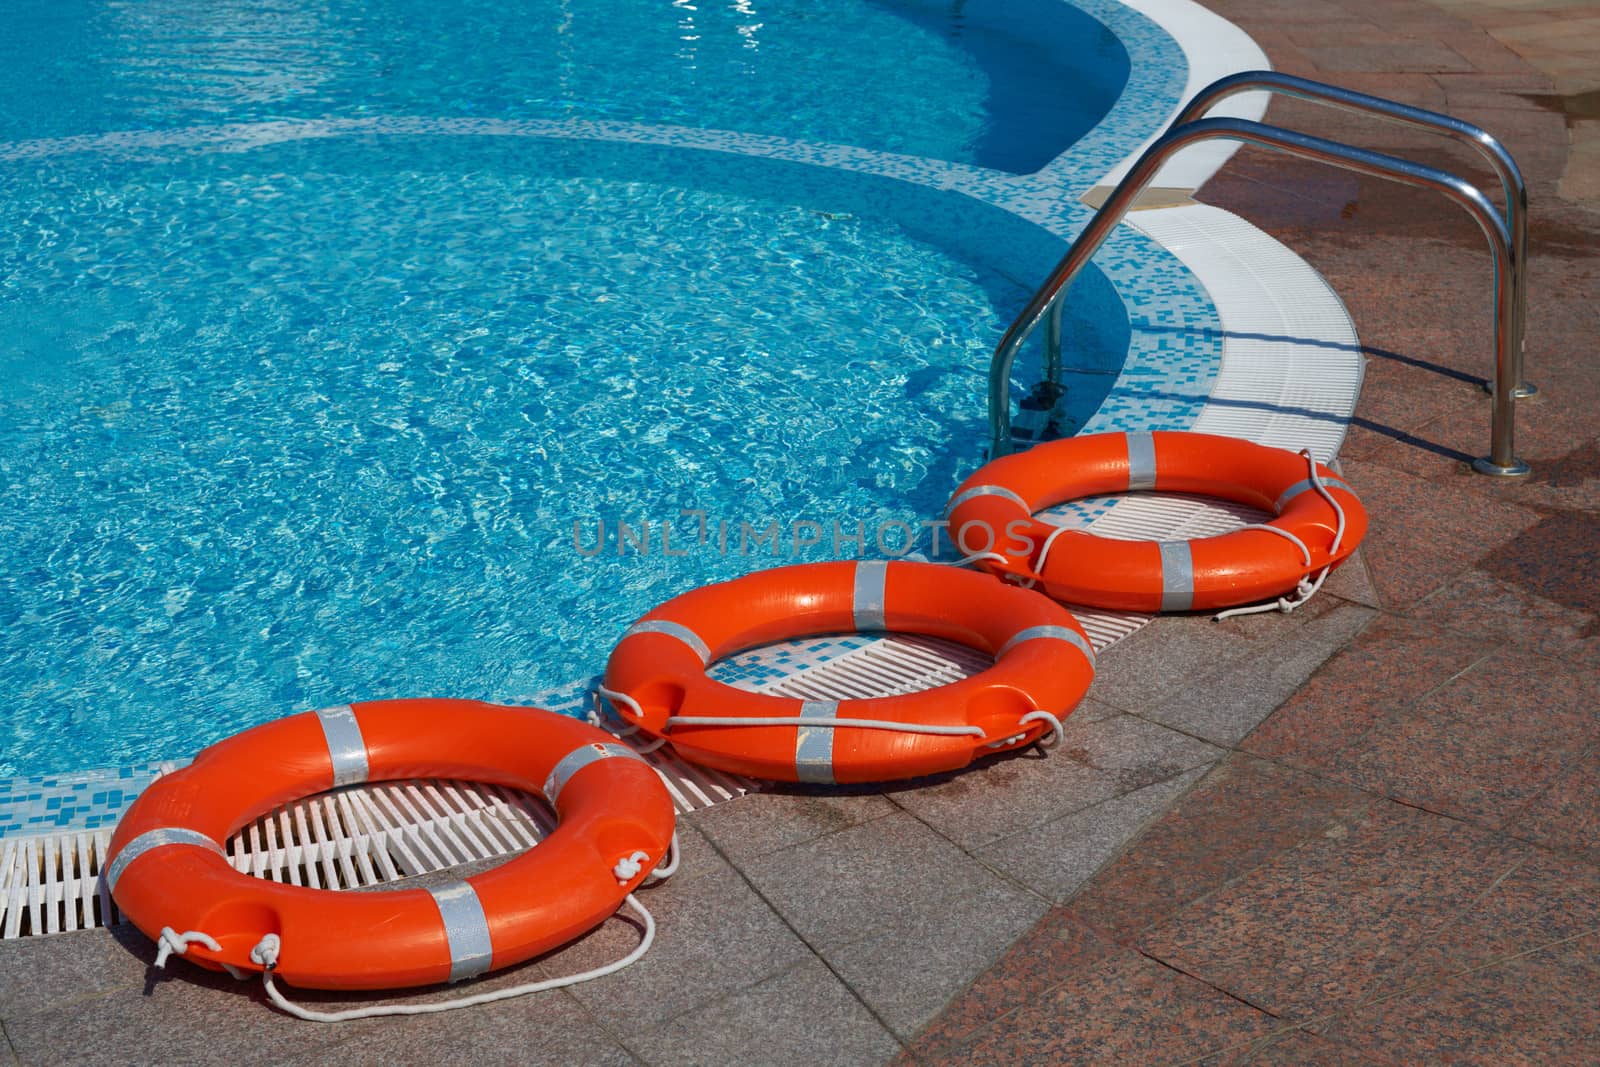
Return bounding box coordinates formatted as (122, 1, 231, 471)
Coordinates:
(4, 0, 1130, 174)
(1, 0, 1213, 781)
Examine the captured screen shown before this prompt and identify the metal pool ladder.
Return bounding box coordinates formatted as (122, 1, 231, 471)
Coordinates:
(989, 70, 1534, 477)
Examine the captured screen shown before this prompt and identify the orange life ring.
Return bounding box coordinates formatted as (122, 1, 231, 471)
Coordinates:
(106, 700, 675, 991)
(945, 431, 1367, 612)
(599, 560, 1096, 783)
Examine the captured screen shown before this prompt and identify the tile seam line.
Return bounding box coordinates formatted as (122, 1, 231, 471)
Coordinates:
(877, 790, 1056, 913)
(911, 916, 1289, 1067)
(1172, 923, 1600, 1062)
(828, 802, 1064, 939)
(1279, 642, 1499, 772)
(1127, 941, 1286, 1023)
(1394, 597, 1589, 665)
(1082, 603, 1371, 723)
(0, 978, 148, 1020)
(688, 799, 901, 864)
(665, 820, 911, 1053)
(871, 788, 1111, 1040)
(1168, 1024, 1386, 1067)
(1089, 749, 1600, 938)
(1332, 923, 1600, 1024)
(1308, 851, 1536, 1019)
(1104, 596, 1383, 732)
(1055, 764, 1239, 909)
(961, 759, 1223, 857)
(605, 957, 831, 1062)
(1497, 736, 1600, 848)
(1074, 786, 1384, 939)
(894, 911, 1096, 1065)
(1181, 736, 1600, 877)
(551, 979, 655, 1064)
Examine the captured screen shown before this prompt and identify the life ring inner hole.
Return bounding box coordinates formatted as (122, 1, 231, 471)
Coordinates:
(705, 630, 994, 697)
(224, 777, 557, 892)
(1027, 491, 1275, 544)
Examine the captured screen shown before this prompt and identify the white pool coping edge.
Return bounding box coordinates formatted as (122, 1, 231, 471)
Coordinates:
(1103, 0, 1274, 191)
(1102, 0, 1364, 460)
(1, 0, 1365, 843)
(1127, 204, 1363, 461)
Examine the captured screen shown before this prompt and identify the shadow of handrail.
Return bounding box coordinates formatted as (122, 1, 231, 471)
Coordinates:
(1087, 386, 1474, 462)
(1126, 322, 1490, 388)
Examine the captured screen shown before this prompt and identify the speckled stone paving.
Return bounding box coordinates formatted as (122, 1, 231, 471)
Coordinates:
(2, 1, 1595, 1064)
(906, 0, 1600, 1063)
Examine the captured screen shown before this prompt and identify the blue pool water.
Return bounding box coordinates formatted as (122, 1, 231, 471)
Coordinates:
(3, 0, 1127, 175)
(0, 0, 1178, 780)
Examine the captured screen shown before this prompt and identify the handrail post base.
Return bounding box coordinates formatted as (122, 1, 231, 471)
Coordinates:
(1472, 455, 1531, 478)
(1479, 380, 1538, 399)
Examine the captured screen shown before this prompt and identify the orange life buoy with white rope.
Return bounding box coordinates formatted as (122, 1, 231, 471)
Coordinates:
(945, 431, 1367, 613)
(599, 559, 1096, 783)
(106, 700, 676, 991)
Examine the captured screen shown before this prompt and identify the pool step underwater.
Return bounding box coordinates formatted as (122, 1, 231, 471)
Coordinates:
(0, 740, 750, 941)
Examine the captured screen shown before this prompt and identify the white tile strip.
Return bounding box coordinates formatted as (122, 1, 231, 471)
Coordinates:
(1099, 0, 1273, 191)
(1126, 203, 1363, 461)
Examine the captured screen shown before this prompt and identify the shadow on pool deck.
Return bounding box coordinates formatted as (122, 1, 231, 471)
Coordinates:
(904, 0, 1600, 1062)
(2, 1, 1596, 1064)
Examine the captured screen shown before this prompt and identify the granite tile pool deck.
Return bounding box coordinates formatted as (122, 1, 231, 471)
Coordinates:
(2, 0, 1596, 1063)
(906, 0, 1600, 1063)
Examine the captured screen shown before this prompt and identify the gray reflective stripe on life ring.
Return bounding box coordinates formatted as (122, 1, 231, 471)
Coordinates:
(622, 619, 710, 665)
(106, 827, 224, 894)
(853, 561, 888, 632)
(314, 704, 369, 787)
(945, 483, 1029, 518)
(795, 701, 839, 786)
(428, 880, 494, 982)
(1126, 433, 1158, 491)
(1159, 541, 1195, 612)
(542, 742, 645, 805)
(1273, 476, 1353, 513)
(995, 624, 1095, 667)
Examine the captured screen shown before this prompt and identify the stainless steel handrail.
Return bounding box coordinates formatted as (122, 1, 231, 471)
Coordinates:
(987, 116, 1529, 477)
(1170, 70, 1533, 398)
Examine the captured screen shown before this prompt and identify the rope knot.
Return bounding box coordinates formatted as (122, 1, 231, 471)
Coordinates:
(250, 933, 282, 970)
(612, 850, 651, 885)
(1212, 448, 1347, 623)
(1018, 709, 1066, 749)
(153, 927, 222, 969)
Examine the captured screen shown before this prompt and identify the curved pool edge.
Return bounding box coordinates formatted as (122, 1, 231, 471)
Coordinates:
(1123, 203, 1362, 460)
(1093, 0, 1365, 458)
(1074, 0, 1364, 460)
(1096, 0, 1274, 194)
(0, 0, 1366, 837)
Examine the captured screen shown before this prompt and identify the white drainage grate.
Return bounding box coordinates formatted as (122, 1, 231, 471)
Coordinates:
(1050, 491, 1271, 542)
(755, 633, 992, 700)
(1, 496, 1285, 942)
(0, 738, 750, 941)
(0, 832, 114, 940)
(732, 492, 1272, 701)
(1125, 203, 1364, 464)
(226, 779, 550, 891)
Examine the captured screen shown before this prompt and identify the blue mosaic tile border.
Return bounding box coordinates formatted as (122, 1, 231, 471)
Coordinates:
(709, 634, 877, 690)
(0, 633, 878, 836)
(0, 0, 1218, 840)
(0, 760, 188, 838)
